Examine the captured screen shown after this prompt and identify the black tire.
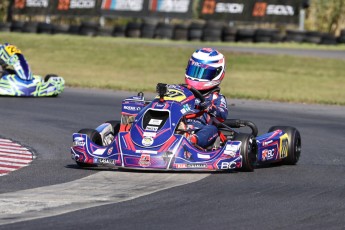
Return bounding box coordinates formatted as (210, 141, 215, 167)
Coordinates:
(188, 22, 204, 41)
(320, 33, 338, 45)
(44, 74, 58, 82)
(21, 22, 38, 33)
(97, 27, 113, 37)
(222, 26, 237, 42)
(284, 30, 305, 43)
(236, 29, 255, 42)
(141, 22, 157, 38)
(75, 129, 102, 167)
(112, 25, 126, 37)
(10, 21, 24, 32)
(233, 133, 257, 172)
(0, 22, 11, 32)
(154, 23, 174, 39)
(125, 22, 141, 38)
(68, 25, 80, 35)
(37, 22, 53, 34)
(79, 22, 99, 36)
(53, 24, 69, 34)
(304, 31, 322, 44)
(268, 126, 301, 165)
(173, 24, 188, 40)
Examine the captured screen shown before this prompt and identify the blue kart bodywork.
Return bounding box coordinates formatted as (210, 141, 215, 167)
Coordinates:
(71, 84, 301, 172)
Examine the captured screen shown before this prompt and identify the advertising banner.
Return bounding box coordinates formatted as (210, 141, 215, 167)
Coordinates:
(12, 0, 50, 15)
(51, 0, 101, 16)
(199, 0, 300, 24)
(147, 0, 193, 19)
(100, 0, 145, 17)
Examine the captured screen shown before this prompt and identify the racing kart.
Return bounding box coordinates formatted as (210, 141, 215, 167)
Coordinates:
(0, 43, 64, 97)
(71, 83, 301, 172)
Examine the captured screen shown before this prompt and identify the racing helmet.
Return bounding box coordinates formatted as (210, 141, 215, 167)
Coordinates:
(185, 48, 225, 91)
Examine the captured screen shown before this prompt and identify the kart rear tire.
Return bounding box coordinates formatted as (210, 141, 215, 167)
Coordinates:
(268, 126, 301, 165)
(44, 74, 58, 82)
(233, 133, 257, 172)
(76, 129, 102, 167)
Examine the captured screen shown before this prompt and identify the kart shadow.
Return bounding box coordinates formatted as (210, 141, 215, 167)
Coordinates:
(65, 164, 241, 174)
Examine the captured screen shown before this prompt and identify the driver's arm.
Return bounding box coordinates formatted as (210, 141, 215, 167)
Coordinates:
(208, 93, 228, 122)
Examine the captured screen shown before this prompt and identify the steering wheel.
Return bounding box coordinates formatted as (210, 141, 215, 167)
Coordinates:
(181, 84, 205, 103)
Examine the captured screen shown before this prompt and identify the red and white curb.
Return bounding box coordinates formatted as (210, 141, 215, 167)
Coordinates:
(0, 138, 35, 176)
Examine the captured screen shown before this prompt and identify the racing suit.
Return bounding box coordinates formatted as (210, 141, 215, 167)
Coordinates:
(187, 88, 228, 148)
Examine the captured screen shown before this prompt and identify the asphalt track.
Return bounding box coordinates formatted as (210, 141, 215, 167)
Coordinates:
(0, 87, 345, 230)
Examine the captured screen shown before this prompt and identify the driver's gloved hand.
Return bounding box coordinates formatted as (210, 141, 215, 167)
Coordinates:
(198, 100, 212, 111)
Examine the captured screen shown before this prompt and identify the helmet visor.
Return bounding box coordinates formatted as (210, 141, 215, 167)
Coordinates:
(186, 61, 221, 81)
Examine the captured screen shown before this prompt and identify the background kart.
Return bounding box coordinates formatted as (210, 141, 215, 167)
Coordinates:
(71, 84, 301, 172)
(0, 44, 64, 97)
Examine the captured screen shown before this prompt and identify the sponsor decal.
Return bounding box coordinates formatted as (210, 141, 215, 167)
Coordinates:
(26, 0, 49, 7)
(261, 149, 275, 161)
(139, 154, 151, 167)
(98, 158, 115, 164)
(262, 140, 273, 146)
(253, 2, 294, 17)
(215, 3, 244, 13)
(197, 153, 210, 159)
(145, 126, 159, 131)
(142, 136, 154, 146)
(223, 150, 236, 158)
(149, 0, 190, 13)
(101, 0, 144, 11)
(58, 0, 96, 10)
(143, 132, 156, 137)
(220, 161, 237, 170)
(175, 163, 187, 169)
(73, 137, 85, 146)
(135, 150, 158, 154)
(15, 0, 26, 9)
(184, 150, 192, 159)
(107, 147, 113, 155)
(186, 163, 207, 168)
(279, 135, 289, 158)
(149, 119, 162, 125)
(180, 104, 191, 114)
(202, 0, 243, 14)
(123, 105, 142, 111)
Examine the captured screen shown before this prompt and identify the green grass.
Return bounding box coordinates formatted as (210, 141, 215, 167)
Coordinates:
(1, 32, 345, 105)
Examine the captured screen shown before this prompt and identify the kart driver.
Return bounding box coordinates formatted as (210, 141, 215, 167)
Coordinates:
(185, 48, 228, 149)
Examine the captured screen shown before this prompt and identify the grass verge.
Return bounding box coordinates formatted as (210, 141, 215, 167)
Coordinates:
(1, 32, 344, 105)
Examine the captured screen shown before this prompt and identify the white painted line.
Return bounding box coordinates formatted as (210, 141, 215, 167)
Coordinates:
(0, 139, 13, 142)
(0, 152, 33, 159)
(0, 142, 21, 147)
(0, 166, 16, 171)
(0, 157, 32, 164)
(0, 149, 32, 154)
(0, 161, 28, 167)
(0, 145, 28, 151)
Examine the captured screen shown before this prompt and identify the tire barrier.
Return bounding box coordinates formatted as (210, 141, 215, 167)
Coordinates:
(125, 22, 141, 38)
(188, 22, 204, 41)
(173, 24, 188, 41)
(154, 23, 174, 39)
(1, 20, 344, 45)
(21, 22, 38, 33)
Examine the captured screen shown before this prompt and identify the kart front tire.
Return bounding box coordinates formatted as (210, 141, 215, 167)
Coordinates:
(268, 126, 301, 165)
(75, 129, 102, 167)
(233, 133, 257, 172)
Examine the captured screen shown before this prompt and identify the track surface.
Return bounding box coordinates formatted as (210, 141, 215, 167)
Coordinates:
(1, 88, 345, 229)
